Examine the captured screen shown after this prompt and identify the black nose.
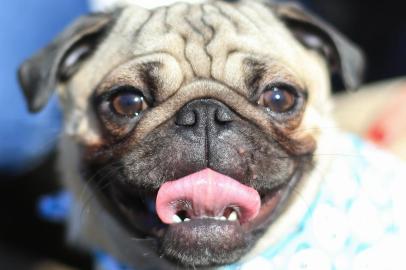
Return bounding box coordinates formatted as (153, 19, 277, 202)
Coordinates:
(175, 99, 234, 135)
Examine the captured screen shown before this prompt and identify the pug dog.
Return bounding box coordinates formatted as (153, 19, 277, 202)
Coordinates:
(18, 0, 364, 269)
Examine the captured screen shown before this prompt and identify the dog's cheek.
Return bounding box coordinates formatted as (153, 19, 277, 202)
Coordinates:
(207, 129, 298, 189)
(119, 128, 206, 190)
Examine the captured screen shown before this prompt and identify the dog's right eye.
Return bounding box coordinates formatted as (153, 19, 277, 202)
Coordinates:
(95, 86, 150, 137)
(110, 88, 148, 118)
(102, 86, 148, 118)
(258, 85, 297, 113)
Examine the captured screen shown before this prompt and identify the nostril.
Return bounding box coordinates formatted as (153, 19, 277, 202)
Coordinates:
(215, 108, 233, 124)
(175, 99, 234, 129)
(175, 110, 196, 126)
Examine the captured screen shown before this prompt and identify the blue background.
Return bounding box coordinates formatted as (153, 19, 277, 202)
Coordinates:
(0, 1, 88, 174)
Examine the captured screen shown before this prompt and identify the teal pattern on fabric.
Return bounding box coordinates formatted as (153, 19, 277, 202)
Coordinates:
(221, 134, 406, 270)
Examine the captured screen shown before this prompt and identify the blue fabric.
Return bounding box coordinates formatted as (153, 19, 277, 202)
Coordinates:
(0, 1, 88, 174)
(38, 134, 406, 270)
(38, 191, 72, 222)
(95, 252, 134, 270)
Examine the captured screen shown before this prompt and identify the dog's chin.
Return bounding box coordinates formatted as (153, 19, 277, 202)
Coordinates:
(108, 167, 303, 268)
(159, 190, 285, 266)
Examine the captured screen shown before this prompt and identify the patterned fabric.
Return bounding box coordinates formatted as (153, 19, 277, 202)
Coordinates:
(39, 133, 406, 270)
(224, 134, 406, 270)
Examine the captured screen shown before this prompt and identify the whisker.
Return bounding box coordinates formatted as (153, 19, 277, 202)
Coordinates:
(287, 163, 329, 211)
(286, 125, 341, 135)
(78, 163, 124, 219)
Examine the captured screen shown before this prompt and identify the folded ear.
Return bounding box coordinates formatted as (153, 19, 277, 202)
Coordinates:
(272, 2, 365, 90)
(18, 13, 115, 112)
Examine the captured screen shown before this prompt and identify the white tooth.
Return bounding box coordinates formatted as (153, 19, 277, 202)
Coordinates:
(184, 218, 191, 222)
(228, 211, 238, 221)
(172, 215, 182, 223)
(220, 216, 226, 221)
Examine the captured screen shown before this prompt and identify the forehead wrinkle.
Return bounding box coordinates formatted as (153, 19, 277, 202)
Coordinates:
(201, 4, 302, 83)
(137, 61, 161, 100)
(238, 2, 313, 75)
(242, 57, 267, 95)
(246, 57, 306, 86)
(184, 6, 205, 37)
(222, 53, 306, 100)
(131, 7, 168, 44)
(182, 5, 212, 77)
(201, 5, 241, 81)
(161, 3, 197, 81)
(131, 2, 242, 83)
(95, 53, 184, 101)
(213, 1, 260, 34)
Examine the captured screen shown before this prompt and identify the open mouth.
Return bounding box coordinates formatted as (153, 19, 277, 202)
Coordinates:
(156, 168, 281, 228)
(113, 168, 289, 238)
(106, 166, 303, 266)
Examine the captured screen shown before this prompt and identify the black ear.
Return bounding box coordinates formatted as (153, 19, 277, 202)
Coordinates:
(18, 13, 114, 112)
(272, 2, 365, 90)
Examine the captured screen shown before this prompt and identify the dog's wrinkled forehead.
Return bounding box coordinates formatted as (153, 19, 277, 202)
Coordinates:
(61, 1, 329, 143)
(77, 2, 310, 91)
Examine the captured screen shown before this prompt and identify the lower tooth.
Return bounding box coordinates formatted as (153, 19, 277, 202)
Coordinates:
(184, 218, 191, 222)
(228, 211, 238, 221)
(172, 215, 182, 223)
(220, 216, 226, 221)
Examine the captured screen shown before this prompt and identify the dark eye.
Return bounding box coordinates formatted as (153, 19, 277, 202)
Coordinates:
(259, 85, 297, 113)
(110, 87, 147, 117)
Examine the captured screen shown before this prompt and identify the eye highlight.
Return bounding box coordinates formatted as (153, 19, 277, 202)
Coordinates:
(109, 86, 148, 117)
(258, 85, 297, 113)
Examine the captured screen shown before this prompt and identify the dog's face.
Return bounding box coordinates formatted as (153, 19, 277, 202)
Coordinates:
(18, 0, 363, 268)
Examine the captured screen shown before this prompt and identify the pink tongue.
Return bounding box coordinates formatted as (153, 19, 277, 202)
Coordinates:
(156, 168, 261, 224)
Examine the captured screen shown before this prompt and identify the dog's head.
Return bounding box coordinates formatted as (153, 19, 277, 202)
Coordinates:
(18, 0, 363, 268)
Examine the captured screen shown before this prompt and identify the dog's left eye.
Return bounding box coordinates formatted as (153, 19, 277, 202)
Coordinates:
(258, 85, 297, 113)
(109, 87, 148, 117)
